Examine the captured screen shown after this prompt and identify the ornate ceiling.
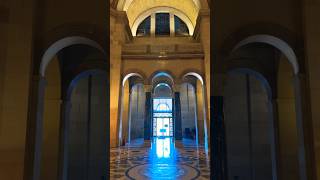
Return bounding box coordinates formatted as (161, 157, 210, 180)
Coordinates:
(113, 0, 204, 33)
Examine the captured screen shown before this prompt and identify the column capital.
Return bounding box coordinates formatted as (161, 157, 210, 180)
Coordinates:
(144, 85, 153, 92)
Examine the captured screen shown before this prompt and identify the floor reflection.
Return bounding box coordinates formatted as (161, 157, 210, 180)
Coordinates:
(110, 137, 210, 180)
(154, 137, 172, 158)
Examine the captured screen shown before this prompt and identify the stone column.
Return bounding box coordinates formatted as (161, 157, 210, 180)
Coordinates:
(110, 11, 128, 147)
(118, 81, 130, 146)
(196, 81, 205, 145)
(145, 92, 152, 140)
(198, 9, 211, 123)
(127, 89, 133, 144)
(24, 76, 47, 180)
(202, 84, 209, 148)
(118, 86, 124, 146)
(174, 92, 182, 140)
(58, 100, 72, 180)
(293, 74, 316, 180)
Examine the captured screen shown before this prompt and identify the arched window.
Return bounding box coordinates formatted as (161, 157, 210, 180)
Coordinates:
(135, 13, 190, 37)
(174, 15, 189, 36)
(136, 16, 151, 36)
(156, 103, 170, 112)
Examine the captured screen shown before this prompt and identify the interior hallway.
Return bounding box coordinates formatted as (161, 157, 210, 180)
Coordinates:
(110, 138, 210, 179)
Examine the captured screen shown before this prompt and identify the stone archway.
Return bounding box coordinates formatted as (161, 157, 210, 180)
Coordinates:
(226, 34, 312, 180)
(182, 72, 208, 149)
(63, 69, 108, 180)
(26, 36, 106, 180)
(119, 72, 145, 146)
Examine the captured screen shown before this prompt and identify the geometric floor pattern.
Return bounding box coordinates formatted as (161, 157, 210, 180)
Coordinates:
(110, 138, 210, 179)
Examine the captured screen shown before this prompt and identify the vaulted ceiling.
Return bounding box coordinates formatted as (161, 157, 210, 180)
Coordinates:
(113, 0, 203, 30)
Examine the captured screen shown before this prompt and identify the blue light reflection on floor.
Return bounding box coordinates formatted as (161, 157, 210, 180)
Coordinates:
(145, 137, 181, 179)
(110, 137, 210, 179)
(155, 137, 171, 158)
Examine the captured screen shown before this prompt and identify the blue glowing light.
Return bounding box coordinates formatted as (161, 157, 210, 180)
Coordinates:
(156, 137, 171, 158)
(153, 98, 173, 137)
(146, 137, 179, 179)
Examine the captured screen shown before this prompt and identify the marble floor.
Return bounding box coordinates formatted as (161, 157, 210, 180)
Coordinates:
(110, 137, 210, 180)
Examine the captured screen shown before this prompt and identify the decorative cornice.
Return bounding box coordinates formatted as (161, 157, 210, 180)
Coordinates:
(122, 41, 204, 59)
(122, 53, 204, 60)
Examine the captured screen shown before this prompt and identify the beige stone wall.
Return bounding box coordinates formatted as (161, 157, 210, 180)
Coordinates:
(199, 11, 210, 128)
(110, 12, 126, 147)
(0, 0, 35, 179)
(303, 1, 320, 178)
(196, 79, 205, 144)
(39, 0, 105, 34)
(0, 0, 106, 178)
(212, 0, 301, 51)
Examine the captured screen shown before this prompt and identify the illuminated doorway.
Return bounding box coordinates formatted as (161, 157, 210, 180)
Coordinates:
(152, 98, 173, 137)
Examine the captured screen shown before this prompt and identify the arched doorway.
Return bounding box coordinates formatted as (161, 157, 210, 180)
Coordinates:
(151, 72, 176, 139)
(152, 83, 174, 137)
(182, 72, 208, 148)
(119, 73, 145, 146)
(221, 35, 305, 179)
(29, 36, 108, 180)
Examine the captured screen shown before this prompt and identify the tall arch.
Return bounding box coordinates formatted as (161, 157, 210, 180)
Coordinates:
(122, 72, 144, 86)
(228, 34, 314, 180)
(182, 72, 208, 149)
(119, 72, 145, 145)
(150, 71, 175, 86)
(154, 83, 173, 93)
(40, 36, 105, 76)
(182, 72, 204, 85)
(232, 34, 299, 74)
(26, 36, 106, 180)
